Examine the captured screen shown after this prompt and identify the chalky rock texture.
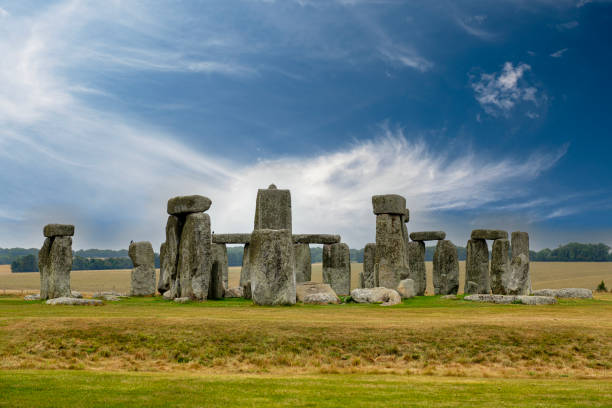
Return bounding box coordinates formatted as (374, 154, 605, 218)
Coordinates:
(224, 287, 244, 298)
(490, 239, 510, 295)
(293, 243, 312, 283)
(397, 279, 415, 298)
(240, 244, 251, 288)
(432, 240, 459, 295)
(160, 215, 183, 297)
(471, 229, 508, 240)
(212, 233, 251, 244)
(465, 239, 491, 295)
(322, 243, 351, 296)
(374, 213, 409, 290)
(249, 229, 296, 305)
(293, 234, 340, 244)
(71, 291, 82, 299)
(24, 294, 40, 301)
(167, 195, 212, 215)
(39, 235, 73, 300)
(174, 297, 191, 304)
(350, 287, 402, 306)
(362, 243, 377, 288)
(409, 231, 446, 241)
(510, 231, 531, 295)
(296, 282, 340, 304)
(254, 185, 292, 232)
(464, 294, 556, 305)
(406, 241, 426, 296)
(177, 213, 212, 300)
(210, 244, 228, 299)
(372, 194, 406, 215)
(43, 224, 75, 238)
(532, 288, 593, 299)
(129, 241, 156, 296)
(46, 297, 103, 306)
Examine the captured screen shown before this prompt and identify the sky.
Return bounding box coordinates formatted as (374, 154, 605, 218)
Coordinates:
(0, 0, 611, 251)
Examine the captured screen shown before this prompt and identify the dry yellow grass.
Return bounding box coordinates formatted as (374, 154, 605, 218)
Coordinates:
(1, 262, 610, 294)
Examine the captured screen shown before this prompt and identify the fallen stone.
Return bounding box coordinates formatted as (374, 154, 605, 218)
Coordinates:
(362, 243, 377, 288)
(292, 234, 340, 244)
(432, 240, 459, 295)
(43, 224, 75, 237)
(129, 241, 156, 297)
(93, 291, 127, 299)
(441, 294, 459, 300)
(470, 229, 508, 240)
(303, 293, 340, 305)
(464, 294, 556, 305)
(375, 213, 409, 290)
(174, 297, 191, 304)
(100, 294, 120, 301)
(409, 231, 446, 241)
(249, 229, 296, 305)
(46, 297, 103, 306)
(490, 238, 510, 295)
(397, 279, 415, 298)
(293, 243, 312, 283)
(224, 287, 244, 298)
(177, 212, 212, 300)
(372, 194, 406, 215)
(167, 195, 212, 215)
(253, 186, 292, 232)
(162, 291, 174, 300)
(531, 288, 593, 299)
(464, 239, 490, 295)
(406, 241, 426, 296)
(212, 233, 251, 244)
(71, 291, 82, 299)
(296, 281, 339, 304)
(24, 294, 40, 301)
(350, 287, 402, 306)
(322, 243, 351, 296)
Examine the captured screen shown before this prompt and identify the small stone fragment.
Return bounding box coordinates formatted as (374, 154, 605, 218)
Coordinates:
(350, 287, 402, 306)
(303, 293, 339, 305)
(71, 291, 82, 299)
(24, 294, 40, 301)
(296, 281, 339, 304)
(167, 195, 212, 215)
(46, 297, 103, 306)
(409, 231, 446, 241)
(224, 287, 244, 298)
(441, 294, 459, 300)
(397, 279, 415, 298)
(174, 297, 191, 304)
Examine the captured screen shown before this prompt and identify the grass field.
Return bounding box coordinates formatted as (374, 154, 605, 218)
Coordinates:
(1, 261, 611, 294)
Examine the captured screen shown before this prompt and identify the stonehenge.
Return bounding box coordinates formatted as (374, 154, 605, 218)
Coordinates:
(322, 242, 351, 296)
(408, 231, 448, 296)
(39, 224, 74, 300)
(129, 241, 156, 296)
(373, 194, 409, 289)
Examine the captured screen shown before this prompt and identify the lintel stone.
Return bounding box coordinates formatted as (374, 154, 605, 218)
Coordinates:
(372, 194, 406, 215)
(43, 224, 75, 237)
(292, 234, 341, 244)
(470, 229, 508, 240)
(167, 195, 211, 215)
(212, 233, 251, 244)
(409, 231, 446, 241)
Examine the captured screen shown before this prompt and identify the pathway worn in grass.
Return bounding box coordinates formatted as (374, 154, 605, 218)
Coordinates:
(0, 370, 610, 408)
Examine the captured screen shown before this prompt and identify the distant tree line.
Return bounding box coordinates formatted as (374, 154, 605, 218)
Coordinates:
(6, 242, 612, 272)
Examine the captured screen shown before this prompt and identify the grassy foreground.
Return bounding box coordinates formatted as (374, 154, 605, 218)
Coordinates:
(0, 370, 610, 408)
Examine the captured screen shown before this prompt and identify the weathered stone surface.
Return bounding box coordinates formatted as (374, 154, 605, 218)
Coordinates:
(292, 234, 340, 244)
(532, 288, 593, 299)
(129, 241, 156, 297)
(505, 254, 530, 295)
(162, 291, 174, 300)
(397, 279, 415, 298)
(303, 293, 340, 305)
(432, 240, 459, 295)
(46, 297, 103, 306)
(242, 282, 252, 300)
(350, 287, 402, 306)
(471, 229, 508, 240)
(249, 229, 296, 305)
(409, 231, 446, 241)
(43, 224, 75, 237)
(158, 242, 168, 295)
(358, 272, 364, 288)
(490, 239, 510, 295)
(240, 244, 251, 288)
(372, 194, 406, 215)
(322, 243, 351, 296)
(375, 213, 409, 290)
(464, 239, 490, 295)
(174, 297, 191, 304)
(224, 287, 244, 298)
(159, 215, 182, 297)
(39, 236, 73, 300)
(511, 231, 530, 259)
(464, 294, 556, 305)
(24, 294, 40, 301)
(293, 243, 312, 283)
(93, 291, 126, 299)
(177, 213, 212, 300)
(400, 218, 409, 280)
(167, 195, 211, 215)
(209, 243, 227, 300)
(403, 208, 410, 223)
(441, 294, 459, 300)
(406, 241, 426, 296)
(362, 243, 377, 288)
(296, 281, 339, 304)
(253, 186, 292, 232)
(71, 291, 82, 299)
(212, 233, 251, 244)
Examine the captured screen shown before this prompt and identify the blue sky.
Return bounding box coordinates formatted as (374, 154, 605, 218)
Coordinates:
(0, 0, 611, 251)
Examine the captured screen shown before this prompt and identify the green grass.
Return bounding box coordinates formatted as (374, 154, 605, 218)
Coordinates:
(0, 370, 610, 407)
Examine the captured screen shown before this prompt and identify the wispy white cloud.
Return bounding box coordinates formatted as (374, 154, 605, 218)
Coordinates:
(378, 44, 433, 72)
(455, 15, 497, 41)
(550, 48, 569, 58)
(557, 21, 579, 30)
(0, 7, 9, 17)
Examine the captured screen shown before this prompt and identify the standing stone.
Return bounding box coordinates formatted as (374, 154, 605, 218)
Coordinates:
(129, 241, 156, 296)
(39, 235, 73, 300)
(254, 185, 292, 232)
(177, 212, 212, 300)
(209, 244, 227, 299)
(400, 211, 410, 280)
(362, 243, 377, 288)
(212, 243, 229, 289)
(240, 244, 251, 298)
(158, 242, 168, 295)
(249, 229, 296, 305)
(464, 239, 491, 294)
(293, 243, 312, 283)
(510, 231, 531, 295)
(374, 213, 409, 289)
(322, 243, 351, 296)
(432, 240, 459, 295)
(161, 215, 183, 298)
(407, 241, 426, 296)
(490, 239, 510, 295)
